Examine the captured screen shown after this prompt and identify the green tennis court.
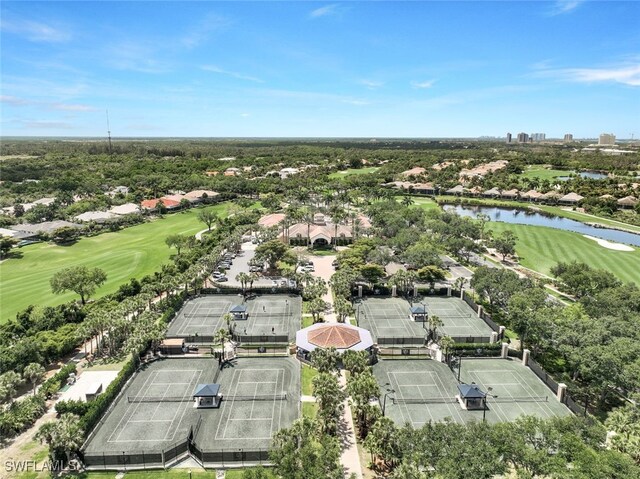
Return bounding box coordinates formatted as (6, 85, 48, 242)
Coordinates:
(83, 357, 300, 458)
(167, 294, 301, 340)
(373, 358, 570, 427)
(357, 296, 493, 342)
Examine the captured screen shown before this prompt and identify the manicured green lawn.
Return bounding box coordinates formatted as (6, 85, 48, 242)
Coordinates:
(402, 196, 440, 211)
(301, 314, 314, 328)
(302, 401, 318, 419)
(0, 203, 231, 323)
(519, 165, 572, 180)
(328, 167, 379, 179)
(487, 222, 640, 285)
(301, 364, 317, 396)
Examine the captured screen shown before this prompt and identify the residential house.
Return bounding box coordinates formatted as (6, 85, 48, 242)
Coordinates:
(617, 196, 638, 209)
(400, 167, 427, 177)
(558, 192, 584, 205)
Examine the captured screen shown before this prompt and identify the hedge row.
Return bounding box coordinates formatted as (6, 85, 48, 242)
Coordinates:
(77, 355, 138, 437)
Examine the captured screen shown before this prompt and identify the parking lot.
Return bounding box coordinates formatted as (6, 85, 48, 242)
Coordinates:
(216, 241, 288, 288)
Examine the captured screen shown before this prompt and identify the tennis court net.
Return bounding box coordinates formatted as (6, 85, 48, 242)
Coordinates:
(391, 395, 548, 405)
(183, 312, 227, 319)
(127, 393, 288, 403)
(392, 397, 458, 405)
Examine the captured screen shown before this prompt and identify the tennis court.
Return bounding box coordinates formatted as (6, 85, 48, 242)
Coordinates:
(83, 356, 300, 457)
(167, 294, 301, 341)
(373, 358, 570, 427)
(357, 296, 493, 342)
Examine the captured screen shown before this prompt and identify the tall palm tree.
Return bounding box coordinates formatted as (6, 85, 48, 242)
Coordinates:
(304, 208, 315, 248)
(213, 328, 231, 359)
(37, 414, 84, 464)
(328, 204, 347, 248)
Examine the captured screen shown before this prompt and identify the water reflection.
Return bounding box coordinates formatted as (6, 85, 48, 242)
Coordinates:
(444, 204, 640, 247)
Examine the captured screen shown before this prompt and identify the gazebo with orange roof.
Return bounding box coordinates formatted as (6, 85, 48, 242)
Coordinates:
(295, 323, 374, 362)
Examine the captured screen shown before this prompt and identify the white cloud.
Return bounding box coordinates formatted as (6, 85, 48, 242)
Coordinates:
(548, 1, 584, 16)
(534, 62, 640, 87)
(0, 95, 31, 106)
(201, 65, 263, 83)
(21, 120, 73, 129)
(1, 95, 95, 111)
(181, 13, 230, 48)
(240, 113, 251, 117)
(0, 17, 71, 42)
(359, 79, 384, 89)
(411, 79, 437, 89)
(309, 4, 340, 18)
(49, 103, 96, 112)
(106, 41, 172, 74)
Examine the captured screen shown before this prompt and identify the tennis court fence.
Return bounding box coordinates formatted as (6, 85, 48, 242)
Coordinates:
(232, 333, 289, 343)
(176, 333, 289, 344)
(377, 337, 426, 346)
(200, 286, 301, 295)
(449, 335, 493, 344)
(462, 290, 502, 335)
(82, 444, 272, 470)
(378, 346, 431, 357)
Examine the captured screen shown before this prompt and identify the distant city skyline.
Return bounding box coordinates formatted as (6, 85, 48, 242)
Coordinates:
(1, 1, 639, 138)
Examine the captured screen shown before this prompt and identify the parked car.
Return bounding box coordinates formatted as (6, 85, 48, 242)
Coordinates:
(215, 276, 228, 282)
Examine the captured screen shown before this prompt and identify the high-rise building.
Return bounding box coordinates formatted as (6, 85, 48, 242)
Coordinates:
(506, 133, 512, 143)
(517, 132, 529, 143)
(532, 133, 546, 142)
(563, 134, 573, 142)
(599, 133, 616, 145)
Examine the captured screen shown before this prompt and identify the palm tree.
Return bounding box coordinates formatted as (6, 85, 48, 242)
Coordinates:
(427, 314, 443, 343)
(222, 313, 235, 335)
(304, 208, 315, 248)
(0, 371, 22, 404)
(23, 363, 46, 395)
(328, 204, 347, 248)
(401, 196, 414, 207)
(235, 272, 249, 294)
(36, 414, 84, 464)
(438, 335, 455, 363)
(213, 328, 231, 358)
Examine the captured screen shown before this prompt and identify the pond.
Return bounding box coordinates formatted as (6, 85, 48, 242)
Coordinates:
(444, 204, 640, 247)
(557, 171, 608, 181)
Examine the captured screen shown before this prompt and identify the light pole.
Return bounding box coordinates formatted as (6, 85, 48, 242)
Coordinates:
(356, 303, 361, 327)
(483, 387, 496, 423)
(381, 383, 395, 416)
(457, 353, 463, 382)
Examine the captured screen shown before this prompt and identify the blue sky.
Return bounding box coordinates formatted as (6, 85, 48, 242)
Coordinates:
(1, 1, 639, 138)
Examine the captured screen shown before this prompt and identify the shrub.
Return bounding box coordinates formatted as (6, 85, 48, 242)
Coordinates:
(55, 399, 90, 416)
(0, 394, 46, 440)
(40, 363, 77, 397)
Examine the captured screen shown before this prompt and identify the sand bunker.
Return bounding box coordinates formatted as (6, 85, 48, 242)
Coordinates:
(583, 235, 634, 251)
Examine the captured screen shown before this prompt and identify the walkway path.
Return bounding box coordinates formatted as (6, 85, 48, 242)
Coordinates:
(309, 251, 363, 478)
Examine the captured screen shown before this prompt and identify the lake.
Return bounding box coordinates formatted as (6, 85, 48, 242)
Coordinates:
(445, 204, 640, 247)
(557, 171, 608, 181)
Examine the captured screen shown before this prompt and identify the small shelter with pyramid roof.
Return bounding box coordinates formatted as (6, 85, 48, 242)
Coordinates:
(295, 323, 374, 362)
